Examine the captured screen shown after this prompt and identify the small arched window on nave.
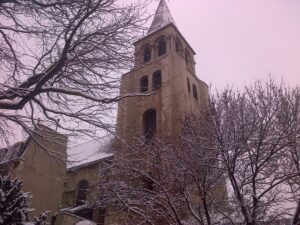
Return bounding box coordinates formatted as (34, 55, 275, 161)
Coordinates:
(76, 179, 89, 206)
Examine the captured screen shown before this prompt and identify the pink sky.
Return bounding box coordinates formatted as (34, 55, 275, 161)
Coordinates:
(148, 0, 300, 89)
(2, 0, 300, 147)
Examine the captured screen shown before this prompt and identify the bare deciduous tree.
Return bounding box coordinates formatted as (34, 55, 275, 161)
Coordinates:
(98, 78, 300, 225)
(99, 126, 227, 225)
(210, 79, 300, 225)
(99, 138, 187, 225)
(0, 0, 150, 146)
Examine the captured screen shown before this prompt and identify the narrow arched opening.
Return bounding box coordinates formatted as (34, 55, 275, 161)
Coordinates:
(193, 84, 198, 100)
(152, 70, 162, 90)
(143, 109, 156, 141)
(187, 77, 191, 93)
(158, 38, 167, 56)
(140, 76, 148, 93)
(143, 46, 151, 63)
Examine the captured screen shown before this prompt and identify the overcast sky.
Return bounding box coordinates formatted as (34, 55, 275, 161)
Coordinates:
(147, 0, 300, 89)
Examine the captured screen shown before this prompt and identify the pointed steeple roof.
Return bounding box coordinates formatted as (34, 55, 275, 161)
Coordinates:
(147, 0, 175, 34)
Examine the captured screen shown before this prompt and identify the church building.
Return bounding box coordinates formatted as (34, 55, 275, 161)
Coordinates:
(57, 1, 210, 224)
(0, 1, 210, 225)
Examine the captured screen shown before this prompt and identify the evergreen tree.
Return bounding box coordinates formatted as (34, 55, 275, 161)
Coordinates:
(0, 176, 31, 225)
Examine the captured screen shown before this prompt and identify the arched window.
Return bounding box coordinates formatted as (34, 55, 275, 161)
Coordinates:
(76, 179, 89, 206)
(152, 70, 162, 90)
(144, 109, 156, 141)
(158, 38, 166, 56)
(140, 76, 148, 93)
(143, 46, 151, 63)
(187, 77, 191, 93)
(175, 38, 182, 53)
(192, 84, 198, 100)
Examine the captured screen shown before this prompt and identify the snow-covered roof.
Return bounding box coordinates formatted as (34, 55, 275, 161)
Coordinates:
(147, 0, 176, 34)
(67, 135, 114, 169)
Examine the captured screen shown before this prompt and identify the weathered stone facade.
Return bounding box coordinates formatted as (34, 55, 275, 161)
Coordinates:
(61, 157, 112, 225)
(0, 125, 68, 221)
(116, 23, 209, 147)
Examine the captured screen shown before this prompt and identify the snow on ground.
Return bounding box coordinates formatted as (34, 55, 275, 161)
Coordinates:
(67, 134, 114, 168)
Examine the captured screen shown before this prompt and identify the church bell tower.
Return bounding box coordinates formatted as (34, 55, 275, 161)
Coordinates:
(116, 0, 209, 145)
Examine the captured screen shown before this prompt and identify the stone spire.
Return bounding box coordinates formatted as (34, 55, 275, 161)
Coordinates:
(147, 0, 176, 34)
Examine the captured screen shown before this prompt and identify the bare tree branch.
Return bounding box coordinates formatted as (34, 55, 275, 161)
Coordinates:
(0, 0, 151, 146)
